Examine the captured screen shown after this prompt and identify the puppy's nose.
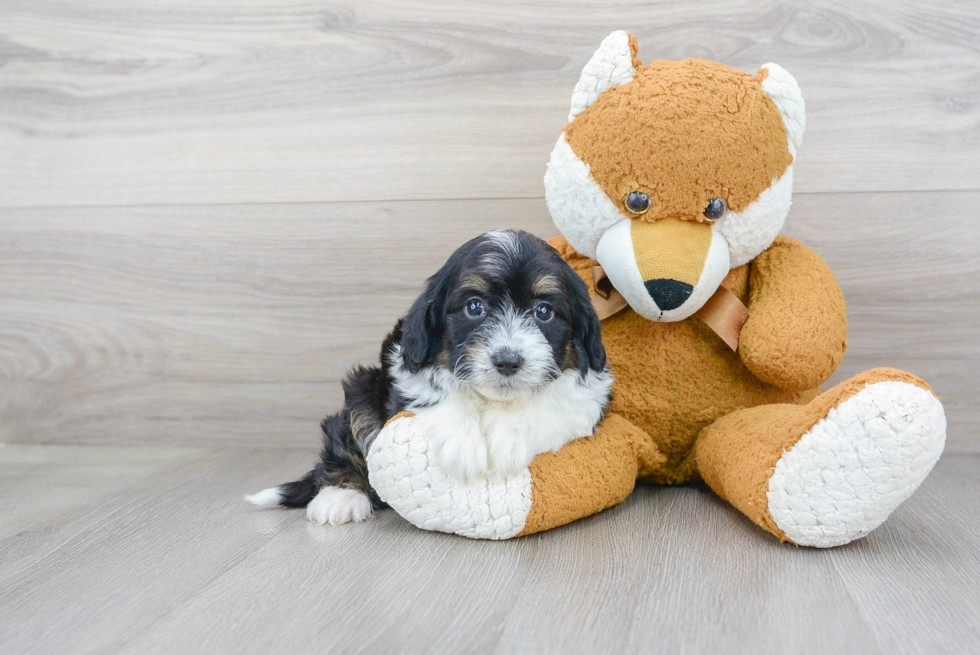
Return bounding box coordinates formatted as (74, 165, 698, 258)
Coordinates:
(491, 350, 523, 376)
(644, 279, 693, 311)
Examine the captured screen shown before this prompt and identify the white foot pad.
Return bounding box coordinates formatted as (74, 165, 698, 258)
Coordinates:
(306, 486, 373, 526)
(768, 381, 946, 548)
(367, 416, 533, 540)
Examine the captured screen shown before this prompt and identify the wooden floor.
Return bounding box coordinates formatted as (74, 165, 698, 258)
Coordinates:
(2, 1, 980, 653)
(0, 445, 977, 655)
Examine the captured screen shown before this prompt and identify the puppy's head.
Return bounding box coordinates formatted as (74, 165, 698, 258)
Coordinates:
(400, 229, 606, 400)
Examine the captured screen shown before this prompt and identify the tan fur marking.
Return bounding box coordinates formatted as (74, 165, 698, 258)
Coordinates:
(532, 275, 562, 296)
(460, 274, 489, 293)
(564, 58, 793, 221)
(631, 218, 712, 285)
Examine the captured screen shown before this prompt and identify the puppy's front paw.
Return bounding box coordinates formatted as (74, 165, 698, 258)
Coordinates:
(486, 422, 536, 478)
(434, 429, 490, 484)
(306, 486, 373, 526)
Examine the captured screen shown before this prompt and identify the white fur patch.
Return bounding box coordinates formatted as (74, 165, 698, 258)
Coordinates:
(482, 369, 612, 476)
(767, 381, 946, 548)
(367, 367, 612, 539)
(367, 415, 534, 540)
(412, 367, 612, 483)
(568, 30, 638, 121)
(544, 133, 625, 259)
(244, 487, 283, 507)
(306, 486, 373, 526)
(388, 343, 458, 408)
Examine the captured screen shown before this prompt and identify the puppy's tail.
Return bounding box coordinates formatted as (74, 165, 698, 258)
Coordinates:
(245, 470, 320, 508)
(245, 392, 386, 512)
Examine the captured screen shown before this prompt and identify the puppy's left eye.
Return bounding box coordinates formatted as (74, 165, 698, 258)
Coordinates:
(464, 298, 485, 319)
(534, 304, 554, 322)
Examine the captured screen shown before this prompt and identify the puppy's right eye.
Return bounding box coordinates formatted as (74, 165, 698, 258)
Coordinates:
(464, 298, 485, 319)
(625, 191, 651, 215)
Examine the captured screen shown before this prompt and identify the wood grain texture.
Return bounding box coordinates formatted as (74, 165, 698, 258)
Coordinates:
(1, 445, 978, 655)
(1, 0, 979, 207)
(2, 192, 976, 451)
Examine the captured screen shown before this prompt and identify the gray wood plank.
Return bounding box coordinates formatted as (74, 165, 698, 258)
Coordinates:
(0, 446, 313, 654)
(1, 0, 979, 208)
(2, 191, 975, 451)
(1, 446, 977, 655)
(828, 454, 980, 654)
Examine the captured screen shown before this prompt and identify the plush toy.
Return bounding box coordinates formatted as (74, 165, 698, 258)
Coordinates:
(367, 31, 946, 546)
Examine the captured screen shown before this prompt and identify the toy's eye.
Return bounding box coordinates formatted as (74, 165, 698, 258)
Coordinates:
(625, 191, 651, 215)
(464, 298, 486, 319)
(703, 198, 727, 221)
(534, 303, 554, 322)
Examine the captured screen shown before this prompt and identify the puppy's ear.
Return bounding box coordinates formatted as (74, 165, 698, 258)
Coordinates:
(567, 269, 607, 374)
(400, 269, 451, 373)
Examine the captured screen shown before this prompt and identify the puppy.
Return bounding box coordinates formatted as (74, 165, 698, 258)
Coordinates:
(246, 230, 612, 525)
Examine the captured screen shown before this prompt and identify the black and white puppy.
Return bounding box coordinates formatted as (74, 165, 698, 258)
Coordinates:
(247, 230, 612, 525)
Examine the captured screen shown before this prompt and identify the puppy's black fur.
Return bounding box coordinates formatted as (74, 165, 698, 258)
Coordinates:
(265, 230, 606, 511)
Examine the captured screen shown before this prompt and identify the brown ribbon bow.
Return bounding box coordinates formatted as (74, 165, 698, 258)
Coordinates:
(589, 265, 749, 351)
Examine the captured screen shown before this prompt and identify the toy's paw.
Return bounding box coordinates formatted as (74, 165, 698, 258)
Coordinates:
(432, 426, 490, 484)
(306, 486, 373, 526)
(366, 415, 534, 540)
(767, 380, 946, 548)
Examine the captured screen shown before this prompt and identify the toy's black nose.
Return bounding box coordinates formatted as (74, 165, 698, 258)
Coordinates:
(491, 351, 523, 376)
(645, 279, 693, 311)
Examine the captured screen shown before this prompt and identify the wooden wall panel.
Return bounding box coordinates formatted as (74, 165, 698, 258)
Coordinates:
(1, 0, 978, 207)
(2, 192, 976, 451)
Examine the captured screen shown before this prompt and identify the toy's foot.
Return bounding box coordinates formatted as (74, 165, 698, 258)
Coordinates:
(767, 380, 945, 547)
(697, 368, 946, 548)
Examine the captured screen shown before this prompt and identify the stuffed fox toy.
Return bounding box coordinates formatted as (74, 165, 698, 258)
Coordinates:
(368, 31, 946, 547)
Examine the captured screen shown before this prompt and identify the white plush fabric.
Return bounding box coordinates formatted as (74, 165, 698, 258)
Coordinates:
(759, 63, 805, 156)
(568, 30, 637, 122)
(715, 167, 794, 268)
(768, 381, 946, 548)
(367, 415, 534, 540)
(544, 133, 625, 259)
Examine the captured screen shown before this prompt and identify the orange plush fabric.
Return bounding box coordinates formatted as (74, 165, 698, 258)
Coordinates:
(548, 234, 823, 482)
(564, 59, 793, 221)
(740, 236, 849, 391)
(373, 33, 945, 546)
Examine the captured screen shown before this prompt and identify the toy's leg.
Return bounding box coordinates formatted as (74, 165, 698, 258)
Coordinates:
(369, 412, 658, 539)
(695, 368, 946, 547)
(517, 413, 664, 536)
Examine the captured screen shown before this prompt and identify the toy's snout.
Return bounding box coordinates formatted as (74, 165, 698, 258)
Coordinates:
(596, 217, 731, 322)
(632, 219, 712, 311)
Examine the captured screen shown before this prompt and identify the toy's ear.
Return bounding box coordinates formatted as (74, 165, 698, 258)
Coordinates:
(568, 30, 640, 122)
(758, 63, 806, 155)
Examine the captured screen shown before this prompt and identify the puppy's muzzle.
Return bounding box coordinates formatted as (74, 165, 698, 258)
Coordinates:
(491, 350, 523, 376)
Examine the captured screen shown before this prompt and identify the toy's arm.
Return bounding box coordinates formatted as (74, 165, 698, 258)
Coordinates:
(739, 236, 848, 392)
(368, 412, 653, 539)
